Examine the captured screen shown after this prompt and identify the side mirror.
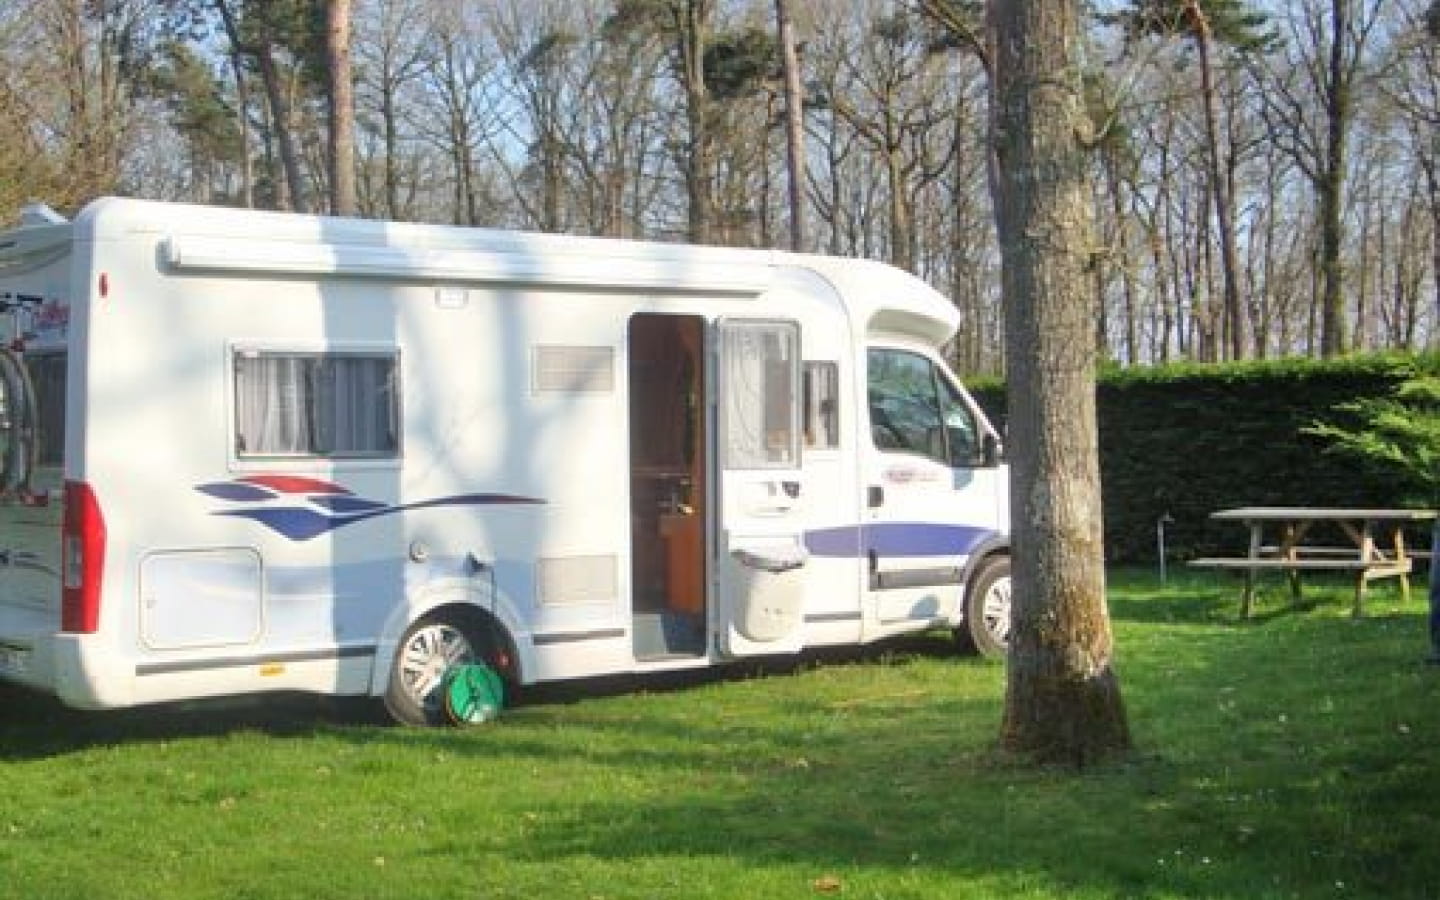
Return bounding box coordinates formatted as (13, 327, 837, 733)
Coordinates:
(981, 433, 1003, 468)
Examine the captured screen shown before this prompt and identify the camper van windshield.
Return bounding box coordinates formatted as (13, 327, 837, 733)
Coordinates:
(234, 351, 398, 458)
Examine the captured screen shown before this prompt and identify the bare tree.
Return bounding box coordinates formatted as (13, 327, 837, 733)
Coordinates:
(353, 0, 432, 219)
(29, 0, 164, 207)
(584, 5, 670, 238)
(1255, 0, 1387, 356)
(0, 0, 67, 215)
(1110, 1, 1273, 360)
(827, 9, 953, 272)
(612, 0, 719, 243)
(0, 0, 1434, 360)
(422, 17, 499, 227)
(488, 3, 577, 233)
(989, 0, 1131, 766)
(1380, 0, 1440, 338)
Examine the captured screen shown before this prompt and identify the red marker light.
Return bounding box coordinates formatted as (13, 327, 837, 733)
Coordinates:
(98, 273, 108, 298)
(61, 481, 106, 634)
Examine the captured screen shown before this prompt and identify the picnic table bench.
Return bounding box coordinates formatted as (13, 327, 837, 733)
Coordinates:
(1189, 507, 1437, 618)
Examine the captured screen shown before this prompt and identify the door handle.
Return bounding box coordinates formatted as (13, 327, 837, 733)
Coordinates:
(867, 485, 884, 508)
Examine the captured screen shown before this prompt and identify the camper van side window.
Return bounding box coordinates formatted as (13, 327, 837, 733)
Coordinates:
(234, 352, 399, 458)
(867, 349, 979, 467)
(802, 362, 839, 449)
(721, 321, 800, 469)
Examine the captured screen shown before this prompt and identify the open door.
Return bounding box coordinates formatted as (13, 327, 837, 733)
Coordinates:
(713, 318, 808, 657)
(629, 314, 707, 660)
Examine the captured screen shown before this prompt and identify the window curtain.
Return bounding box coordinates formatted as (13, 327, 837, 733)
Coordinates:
(235, 355, 396, 456)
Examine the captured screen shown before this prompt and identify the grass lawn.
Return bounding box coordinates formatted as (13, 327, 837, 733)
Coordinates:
(3, 568, 1438, 899)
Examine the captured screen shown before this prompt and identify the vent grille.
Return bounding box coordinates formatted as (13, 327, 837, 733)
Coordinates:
(537, 555, 618, 606)
(533, 345, 615, 394)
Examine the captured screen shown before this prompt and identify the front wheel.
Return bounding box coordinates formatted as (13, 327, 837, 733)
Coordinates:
(956, 555, 1011, 658)
(384, 614, 479, 726)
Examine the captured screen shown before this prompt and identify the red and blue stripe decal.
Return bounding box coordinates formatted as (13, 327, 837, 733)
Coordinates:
(196, 477, 542, 541)
(198, 476, 991, 558)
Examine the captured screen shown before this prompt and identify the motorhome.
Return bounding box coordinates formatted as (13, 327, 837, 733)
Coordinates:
(0, 198, 1010, 725)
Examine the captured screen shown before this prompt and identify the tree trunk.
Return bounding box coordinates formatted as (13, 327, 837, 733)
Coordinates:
(229, 48, 255, 208)
(1318, 0, 1350, 357)
(214, 0, 255, 208)
(382, 64, 400, 219)
(886, 136, 914, 271)
(1103, 152, 1139, 365)
(676, 0, 715, 244)
(1423, 143, 1440, 335)
(254, 41, 307, 213)
(988, 0, 1130, 767)
(1190, 13, 1247, 360)
(774, 0, 806, 252)
(214, 0, 306, 214)
(64, 0, 89, 201)
(326, 0, 357, 216)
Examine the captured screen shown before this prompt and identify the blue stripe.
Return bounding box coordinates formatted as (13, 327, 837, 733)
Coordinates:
(805, 523, 994, 559)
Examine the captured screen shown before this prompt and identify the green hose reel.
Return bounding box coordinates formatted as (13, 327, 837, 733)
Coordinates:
(441, 663, 506, 725)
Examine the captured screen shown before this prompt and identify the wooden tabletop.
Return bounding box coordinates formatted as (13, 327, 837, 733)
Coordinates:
(1211, 507, 1438, 522)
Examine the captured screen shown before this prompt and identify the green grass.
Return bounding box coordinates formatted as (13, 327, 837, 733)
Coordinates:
(3, 569, 1439, 899)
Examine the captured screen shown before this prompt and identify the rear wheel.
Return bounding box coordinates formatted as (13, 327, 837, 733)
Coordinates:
(956, 555, 1011, 657)
(384, 614, 479, 726)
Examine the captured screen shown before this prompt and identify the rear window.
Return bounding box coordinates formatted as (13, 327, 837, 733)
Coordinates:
(24, 351, 65, 466)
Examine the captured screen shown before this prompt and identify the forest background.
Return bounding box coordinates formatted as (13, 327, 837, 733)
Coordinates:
(1, 0, 1436, 375)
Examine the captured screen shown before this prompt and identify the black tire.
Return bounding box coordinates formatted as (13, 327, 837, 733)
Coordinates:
(956, 555, 1011, 658)
(383, 613, 481, 726)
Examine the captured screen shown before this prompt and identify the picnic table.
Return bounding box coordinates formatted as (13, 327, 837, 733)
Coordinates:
(1190, 507, 1438, 618)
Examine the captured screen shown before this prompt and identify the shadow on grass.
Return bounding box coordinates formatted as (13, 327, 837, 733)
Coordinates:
(0, 633, 978, 761)
(0, 682, 380, 760)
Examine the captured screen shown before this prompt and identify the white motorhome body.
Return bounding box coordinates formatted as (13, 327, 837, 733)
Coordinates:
(0, 198, 1010, 724)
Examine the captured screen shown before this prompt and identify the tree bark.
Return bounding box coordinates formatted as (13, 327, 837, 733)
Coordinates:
(326, 0, 358, 216)
(228, 45, 255, 208)
(989, 0, 1130, 767)
(675, 0, 715, 244)
(1188, 5, 1247, 360)
(774, 0, 806, 252)
(1318, 0, 1350, 356)
(255, 42, 306, 213)
(381, 60, 400, 218)
(215, 0, 307, 213)
(214, 0, 256, 208)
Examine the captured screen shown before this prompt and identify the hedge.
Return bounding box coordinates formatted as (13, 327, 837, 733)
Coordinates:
(968, 352, 1440, 564)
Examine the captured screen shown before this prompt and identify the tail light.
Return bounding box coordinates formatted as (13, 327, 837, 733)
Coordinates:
(61, 481, 105, 633)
